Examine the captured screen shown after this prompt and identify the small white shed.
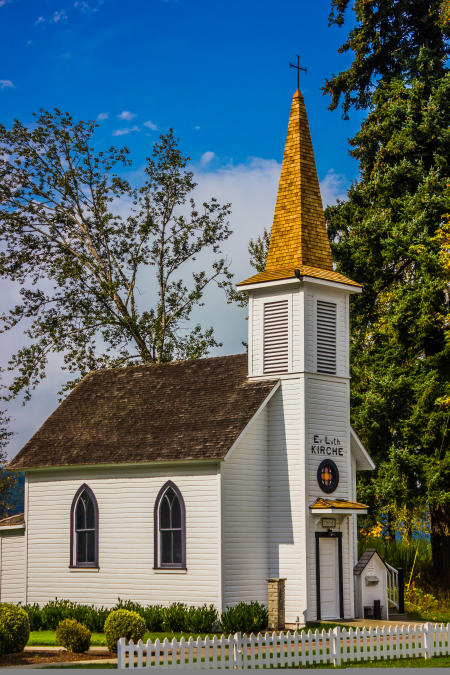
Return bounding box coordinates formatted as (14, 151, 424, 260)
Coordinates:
(354, 549, 389, 620)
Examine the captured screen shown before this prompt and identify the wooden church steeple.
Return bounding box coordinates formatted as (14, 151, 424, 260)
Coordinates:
(238, 90, 360, 290)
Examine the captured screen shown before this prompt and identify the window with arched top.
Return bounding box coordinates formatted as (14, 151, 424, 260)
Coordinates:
(70, 484, 99, 568)
(154, 481, 186, 569)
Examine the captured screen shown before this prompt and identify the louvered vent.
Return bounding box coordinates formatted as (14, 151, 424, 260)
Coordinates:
(263, 300, 289, 374)
(316, 300, 337, 374)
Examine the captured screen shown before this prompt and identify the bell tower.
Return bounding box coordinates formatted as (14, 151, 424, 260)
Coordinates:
(237, 89, 362, 379)
(237, 89, 366, 622)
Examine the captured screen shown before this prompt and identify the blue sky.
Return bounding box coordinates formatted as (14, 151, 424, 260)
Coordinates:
(1, 0, 366, 458)
(1, 0, 363, 174)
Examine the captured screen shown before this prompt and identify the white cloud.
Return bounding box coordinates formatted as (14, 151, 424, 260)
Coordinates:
(200, 151, 216, 166)
(319, 169, 348, 206)
(52, 9, 67, 22)
(0, 0, 12, 7)
(118, 110, 136, 121)
(0, 79, 14, 89)
(34, 15, 45, 25)
(112, 125, 140, 136)
(194, 125, 201, 131)
(97, 112, 109, 121)
(74, 0, 100, 12)
(143, 120, 158, 130)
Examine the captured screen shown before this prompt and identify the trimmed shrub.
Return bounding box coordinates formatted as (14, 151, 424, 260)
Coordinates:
(0, 603, 30, 653)
(142, 605, 164, 632)
(56, 619, 91, 653)
(185, 605, 218, 634)
(161, 603, 187, 632)
(21, 603, 41, 631)
(0, 628, 8, 657)
(113, 599, 164, 632)
(221, 602, 268, 634)
(104, 610, 146, 653)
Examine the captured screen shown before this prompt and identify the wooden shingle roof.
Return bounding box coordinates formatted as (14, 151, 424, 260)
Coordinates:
(8, 354, 277, 471)
(354, 548, 389, 576)
(237, 90, 360, 290)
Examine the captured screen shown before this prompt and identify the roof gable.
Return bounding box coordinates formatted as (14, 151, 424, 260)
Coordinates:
(353, 548, 389, 575)
(8, 354, 277, 471)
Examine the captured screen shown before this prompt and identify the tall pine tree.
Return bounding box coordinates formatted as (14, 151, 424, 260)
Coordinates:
(325, 0, 449, 586)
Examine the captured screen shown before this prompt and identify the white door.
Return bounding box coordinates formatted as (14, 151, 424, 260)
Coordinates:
(319, 537, 340, 619)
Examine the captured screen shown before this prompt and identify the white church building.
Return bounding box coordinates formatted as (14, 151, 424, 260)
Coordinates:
(1, 89, 375, 624)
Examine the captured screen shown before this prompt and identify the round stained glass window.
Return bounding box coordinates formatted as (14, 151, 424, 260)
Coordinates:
(317, 459, 339, 494)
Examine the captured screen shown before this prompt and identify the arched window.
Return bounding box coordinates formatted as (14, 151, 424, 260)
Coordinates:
(70, 484, 99, 568)
(154, 481, 186, 569)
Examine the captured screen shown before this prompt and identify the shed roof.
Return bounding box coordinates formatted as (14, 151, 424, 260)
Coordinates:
(353, 548, 389, 576)
(8, 353, 277, 471)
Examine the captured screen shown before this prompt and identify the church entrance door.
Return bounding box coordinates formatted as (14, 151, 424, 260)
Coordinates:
(315, 532, 343, 620)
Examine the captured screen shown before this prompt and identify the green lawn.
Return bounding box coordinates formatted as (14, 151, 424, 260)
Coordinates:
(28, 630, 217, 647)
(28, 631, 107, 646)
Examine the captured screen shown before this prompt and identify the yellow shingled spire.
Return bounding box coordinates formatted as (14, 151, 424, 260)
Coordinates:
(266, 89, 333, 271)
(237, 91, 361, 289)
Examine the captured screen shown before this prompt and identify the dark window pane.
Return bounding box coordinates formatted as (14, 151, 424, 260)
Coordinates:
(171, 497, 181, 528)
(76, 497, 85, 530)
(77, 531, 86, 563)
(172, 531, 182, 564)
(86, 530, 96, 563)
(85, 497, 95, 529)
(161, 531, 172, 564)
(160, 496, 171, 529)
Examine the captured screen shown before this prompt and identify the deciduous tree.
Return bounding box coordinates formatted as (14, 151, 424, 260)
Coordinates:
(0, 112, 232, 401)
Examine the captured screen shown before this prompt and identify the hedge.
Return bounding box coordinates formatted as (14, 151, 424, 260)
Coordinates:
(19, 598, 266, 636)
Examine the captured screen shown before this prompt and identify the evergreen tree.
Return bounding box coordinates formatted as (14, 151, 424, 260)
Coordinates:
(324, 0, 449, 585)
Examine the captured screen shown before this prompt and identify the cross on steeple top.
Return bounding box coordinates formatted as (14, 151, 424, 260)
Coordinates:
(289, 55, 307, 90)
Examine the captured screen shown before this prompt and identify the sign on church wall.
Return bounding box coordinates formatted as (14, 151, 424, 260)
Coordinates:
(311, 434, 344, 457)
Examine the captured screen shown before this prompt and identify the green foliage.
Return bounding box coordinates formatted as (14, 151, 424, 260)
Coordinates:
(185, 605, 218, 633)
(161, 603, 188, 632)
(20, 599, 219, 635)
(103, 610, 146, 653)
(22, 603, 42, 631)
(55, 619, 91, 653)
(0, 627, 7, 657)
(324, 0, 450, 588)
(0, 117, 233, 404)
(22, 599, 108, 633)
(358, 536, 432, 584)
(0, 603, 30, 654)
(248, 228, 271, 273)
(405, 585, 450, 623)
(324, 0, 449, 115)
(220, 602, 268, 634)
(142, 606, 164, 632)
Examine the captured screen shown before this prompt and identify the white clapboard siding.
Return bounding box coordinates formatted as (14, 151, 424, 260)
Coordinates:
(0, 532, 26, 603)
(25, 463, 221, 608)
(316, 300, 337, 374)
(118, 624, 450, 669)
(263, 300, 289, 374)
(221, 405, 268, 607)
(268, 379, 307, 624)
(305, 375, 353, 620)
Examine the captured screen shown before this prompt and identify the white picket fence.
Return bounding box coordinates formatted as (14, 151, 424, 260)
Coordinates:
(117, 622, 449, 669)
